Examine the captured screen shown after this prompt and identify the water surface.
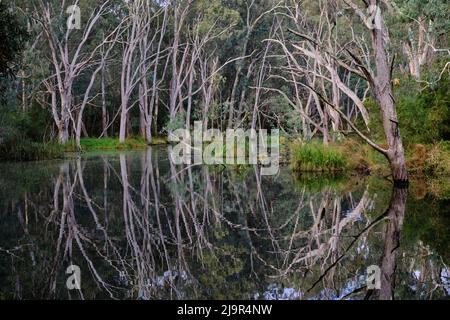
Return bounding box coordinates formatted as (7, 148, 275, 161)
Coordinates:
(0, 147, 449, 299)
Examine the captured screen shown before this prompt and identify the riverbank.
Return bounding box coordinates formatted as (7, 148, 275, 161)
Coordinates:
(0, 136, 169, 161)
(288, 138, 450, 177)
(63, 136, 168, 152)
(1, 135, 449, 179)
(0, 140, 64, 161)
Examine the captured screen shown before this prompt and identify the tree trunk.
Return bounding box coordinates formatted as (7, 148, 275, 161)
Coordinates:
(119, 103, 127, 143)
(101, 63, 108, 137)
(58, 120, 69, 144)
(139, 82, 148, 140)
(59, 93, 71, 144)
(322, 107, 329, 145)
(370, 0, 408, 184)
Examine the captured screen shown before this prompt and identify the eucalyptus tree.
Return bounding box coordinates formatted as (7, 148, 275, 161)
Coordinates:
(28, 0, 119, 144)
(392, 0, 450, 80)
(266, 1, 369, 143)
(166, 0, 249, 131)
(345, 0, 408, 183)
(74, 29, 121, 150)
(270, 0, 409, 183)
(118, 0, 169, 143)
(138, 3, 170, 143)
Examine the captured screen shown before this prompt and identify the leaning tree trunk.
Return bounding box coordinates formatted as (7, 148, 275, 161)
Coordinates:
(370, 0, 408, 185)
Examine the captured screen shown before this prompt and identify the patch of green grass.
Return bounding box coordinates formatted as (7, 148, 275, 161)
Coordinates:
(1, 136, 169, 161)
(290, 142, 348, 172)
(64, 137, 151, 151)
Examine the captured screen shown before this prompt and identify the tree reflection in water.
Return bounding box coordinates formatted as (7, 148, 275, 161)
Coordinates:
(367, 188, 407, 300)
(0, 147, 448, 300)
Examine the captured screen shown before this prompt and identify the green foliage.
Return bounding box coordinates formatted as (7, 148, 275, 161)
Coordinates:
(0, 0, 28, 79)
(0, 140, 63, 161)
(0, 0, 29, 105)
(192, 0, 241, 40)
(392, 0, 450, 33)
(366, 64, 450, 146)
(163, 110, 187, 133)
(424, 141, 450, 175)
(290, 142, 348, 172)
(0, 106, 62, 161)
(396, 70, 450, 145)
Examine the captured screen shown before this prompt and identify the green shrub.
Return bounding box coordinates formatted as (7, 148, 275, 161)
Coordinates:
(397, 74, 450, 144)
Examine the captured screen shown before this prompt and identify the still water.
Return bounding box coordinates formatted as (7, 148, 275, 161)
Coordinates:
(0, 147, 449, 299)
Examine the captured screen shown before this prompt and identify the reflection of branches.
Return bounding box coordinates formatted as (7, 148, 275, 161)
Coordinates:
(250, 188, 373, 277)
(59, 162, 118, 299)
(2, 148, 448, 300)
(0, 245, 31, 258)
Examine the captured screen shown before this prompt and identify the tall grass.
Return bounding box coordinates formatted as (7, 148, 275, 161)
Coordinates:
(290, 142, 347, 172)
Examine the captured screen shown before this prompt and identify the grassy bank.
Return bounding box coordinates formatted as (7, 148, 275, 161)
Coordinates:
(63, 136, 168, 152)
(0, 136, 169, 161)
(287, 138, 450, 177)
